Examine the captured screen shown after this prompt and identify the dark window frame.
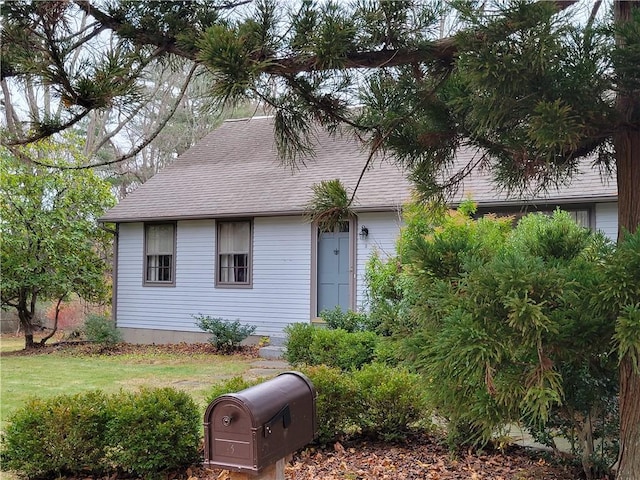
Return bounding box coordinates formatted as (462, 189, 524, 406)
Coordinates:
(216, 219, 253, 288)
(143, 222, 177, 286)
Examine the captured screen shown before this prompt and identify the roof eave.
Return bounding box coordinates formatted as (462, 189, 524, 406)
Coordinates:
(99, 204, 406, 224)
(455, 195, 619, 208)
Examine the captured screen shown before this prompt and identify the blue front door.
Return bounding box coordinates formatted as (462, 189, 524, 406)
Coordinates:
(317, 223, 350, 315)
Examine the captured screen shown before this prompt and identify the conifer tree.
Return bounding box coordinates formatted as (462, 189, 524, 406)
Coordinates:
(2, 1, 639, 477)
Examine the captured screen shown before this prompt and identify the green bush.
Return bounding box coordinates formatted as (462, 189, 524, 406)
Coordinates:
(285, 323, 379, 371)
(84, 314, 122, 345)
(302, 365, 362, 444)
(1, 388, 200, 479)
(353, 363, 430, 441)
(384, 205, 620, 476)
(1, 391, 110, 478)
(283, 322, 316, 365)
(373, 337, 402, 366)
(194, 315, 256, 353)
(300, 364, 432, 444)
(199, 365, 432, 446)
(363, 251, 407, 335)
(105, 388, 200, 477)
(319, 306, 371, 332)
(308, 328, 378, 371)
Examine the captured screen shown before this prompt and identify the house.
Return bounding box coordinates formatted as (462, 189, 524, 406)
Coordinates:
(99, 116, 618, 344)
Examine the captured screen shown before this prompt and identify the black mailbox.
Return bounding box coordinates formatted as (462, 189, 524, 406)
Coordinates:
(203, 371, 317, 473)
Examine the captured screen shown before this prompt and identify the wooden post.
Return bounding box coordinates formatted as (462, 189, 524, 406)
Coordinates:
(223, 458, 286, 480)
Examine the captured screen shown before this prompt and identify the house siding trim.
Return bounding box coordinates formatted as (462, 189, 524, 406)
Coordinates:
(102, 206, 406, 225)
(111, 223, 119, 326)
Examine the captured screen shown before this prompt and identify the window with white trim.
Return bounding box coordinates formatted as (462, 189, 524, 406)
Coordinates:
(144, 223, 175, 284)
(217, 220, 252, 286)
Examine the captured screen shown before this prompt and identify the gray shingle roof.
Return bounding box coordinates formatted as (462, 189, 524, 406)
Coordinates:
(448, 148, 617, 207)
(100, 117, 412, 222)
(100, 116, 617, 223)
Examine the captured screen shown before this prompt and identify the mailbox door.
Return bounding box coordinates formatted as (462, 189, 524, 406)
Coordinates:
(209, 401, 256, 470)
(253, 374, 317, 469)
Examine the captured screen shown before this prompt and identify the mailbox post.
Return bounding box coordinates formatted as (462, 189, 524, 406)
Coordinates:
(204, 371, 317, 479)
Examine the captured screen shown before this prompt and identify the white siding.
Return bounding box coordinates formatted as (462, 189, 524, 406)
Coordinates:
(355, 211, 404, 310)
(115, 217, 311, 338)
(595, 202, 618, 241)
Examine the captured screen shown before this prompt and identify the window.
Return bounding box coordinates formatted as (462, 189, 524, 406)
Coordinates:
(144, 223, 175, 285)
(477, 206, 593, 230)
(566, 209, 590, 229)
(217, 220, 252, 286)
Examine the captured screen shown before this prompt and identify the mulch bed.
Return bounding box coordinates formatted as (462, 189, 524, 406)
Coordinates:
(4, 340, 584, 479)
(188, 438, 582, 480)
(1, 340, 259, 358)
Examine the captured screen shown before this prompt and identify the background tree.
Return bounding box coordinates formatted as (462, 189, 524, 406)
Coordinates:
(1, 3, 252, 194)
(0, 135, 116, 348)
(2, 1, 639, 477)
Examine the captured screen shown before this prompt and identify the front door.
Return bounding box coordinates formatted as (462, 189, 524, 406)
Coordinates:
(317, 222, 350, 315)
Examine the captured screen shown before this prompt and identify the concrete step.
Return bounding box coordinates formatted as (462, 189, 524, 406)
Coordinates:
(258, 345, 286, 359)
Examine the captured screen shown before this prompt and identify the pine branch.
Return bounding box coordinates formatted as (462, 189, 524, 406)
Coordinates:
(26, 63, 198, 170)
(73, 0, 253, 62)
(3, 109, 91, 146)
(260, 1, 577, 76)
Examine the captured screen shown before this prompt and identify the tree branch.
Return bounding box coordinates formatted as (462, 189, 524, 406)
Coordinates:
(30, 63, 198, 170)
(73, 0, 203, 60)
(3, 109, 91, 146)
(259, 1, 578, 76)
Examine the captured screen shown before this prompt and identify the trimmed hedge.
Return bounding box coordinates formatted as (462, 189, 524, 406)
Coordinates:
(1, 388, 200, 479)
(203, 364, 432, 445)
(105, 388, 201, 477)
(1, 391, 109, 478)
(284, 323, 378, 370)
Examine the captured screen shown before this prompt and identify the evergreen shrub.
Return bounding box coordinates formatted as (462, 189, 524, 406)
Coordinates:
(319, 306, 371, 332)
(284, 323, 378, 370)
(353, 363, 429, 440)
(308, 328, 378, 371)
(283, 322, 316, 365)
(301, 365, 362, 444)
(84, 314, 122, 345)
(377, 203, 620, 477)
(105, 388, 200, 477)
(194, 315, 256, 352)
(1, 391, 110, 478)
(1, 388, 200, 479)
(201, 365, 432, 445)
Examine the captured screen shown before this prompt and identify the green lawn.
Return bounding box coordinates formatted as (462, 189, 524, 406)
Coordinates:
(0, 337, 272, 430)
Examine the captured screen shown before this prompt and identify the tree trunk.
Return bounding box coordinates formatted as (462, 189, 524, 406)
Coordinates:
(614, 136, 640, 478)
(617, 354, 640, 480)
(613, 1, 640, 477)
(613, 108, 640, 480)
(17, 289, 38, 349)
(19, 309, 36, 349)
(614, 121, 640, 241)
(40, 296, 63, 346)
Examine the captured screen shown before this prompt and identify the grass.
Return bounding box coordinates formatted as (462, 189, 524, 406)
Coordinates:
(0, 335, 278, 431)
